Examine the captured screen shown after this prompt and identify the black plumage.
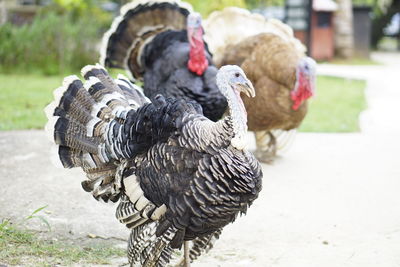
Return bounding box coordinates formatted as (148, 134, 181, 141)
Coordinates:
(45, 64, 262, 266)
(101, 0, 227, 122)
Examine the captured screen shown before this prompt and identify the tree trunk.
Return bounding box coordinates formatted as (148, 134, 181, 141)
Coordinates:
(334, 0, 354, 58)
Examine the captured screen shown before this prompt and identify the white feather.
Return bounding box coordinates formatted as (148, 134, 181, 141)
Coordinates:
(44, 116, 58, 141)
(84, 76, 102, 91)
(51, 75, 80, 108)
(81, 63, 106, 78)
(151, 204, 167, 220)
(135, 195, 150, 211)
(86, 117, 101, 138)
(82, 153, 97, 168)
(124, 175, 144, 203)
(49, 144, 64, 169)
(274, 129, 297, 152)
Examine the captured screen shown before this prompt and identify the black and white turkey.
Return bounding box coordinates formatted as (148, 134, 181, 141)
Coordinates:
(100, 0, 227, 122)
(44, 64, 262, 266)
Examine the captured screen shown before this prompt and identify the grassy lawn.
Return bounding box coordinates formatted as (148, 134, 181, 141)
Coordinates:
(0, 74, 63, 130)
(322, 57, 380, 65)
(299, 76, 367, 132)
(0, 73, 366, 132)
(0, 219, 125, 266)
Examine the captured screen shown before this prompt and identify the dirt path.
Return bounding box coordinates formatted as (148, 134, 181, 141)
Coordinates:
(1, 130, 399, 266)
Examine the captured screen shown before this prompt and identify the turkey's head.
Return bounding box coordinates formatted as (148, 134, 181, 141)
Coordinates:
(217, 65, 255, 150)
(291, 57, 316, 110)
(187, 12, 209, 76)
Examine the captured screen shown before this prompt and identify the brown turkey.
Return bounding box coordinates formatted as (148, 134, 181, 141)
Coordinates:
(204, 7, 317, 163)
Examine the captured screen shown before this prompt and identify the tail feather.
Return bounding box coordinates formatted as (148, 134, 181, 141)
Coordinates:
(45, 64, 150, 202)
(273, 129, 297, 152)
(100, 0, 192, 79)
(203, 7, 306, 65)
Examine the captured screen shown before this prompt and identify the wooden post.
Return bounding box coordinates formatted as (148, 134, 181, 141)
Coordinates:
(306, 0, 313, 57)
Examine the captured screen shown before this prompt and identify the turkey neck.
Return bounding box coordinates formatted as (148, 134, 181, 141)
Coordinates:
(218, 81, 248, 150)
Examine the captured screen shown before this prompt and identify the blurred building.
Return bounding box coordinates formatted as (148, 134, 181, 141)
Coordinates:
(1, 0, 43, 25)
(285, 0, 337, 60)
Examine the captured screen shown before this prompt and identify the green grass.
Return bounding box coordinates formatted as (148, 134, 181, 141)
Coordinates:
(299, 76, 367, 132)
(0, 74, 63, 130)
(322, 57, 380, 65)
(0, 73, 366, 132)
(0, 219, 125, 266)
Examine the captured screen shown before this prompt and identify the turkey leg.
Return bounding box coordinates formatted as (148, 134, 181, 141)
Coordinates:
(254, 130, 277, 163)
(184, 241, 190, 267)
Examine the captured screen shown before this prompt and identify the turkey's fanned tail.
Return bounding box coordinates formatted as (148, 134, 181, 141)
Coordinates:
(273, 129, 297, 153)
(203, 7, 306, 66)
(100, 0, 193, 79)
(44, 64, 150, 202)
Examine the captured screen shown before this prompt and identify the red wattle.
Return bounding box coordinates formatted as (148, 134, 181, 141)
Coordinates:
(188, 29, 208, 76)
(291, 75, 313, 110)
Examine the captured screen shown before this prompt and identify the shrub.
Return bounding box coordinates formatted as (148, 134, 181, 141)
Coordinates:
(0, 11, 108, 75)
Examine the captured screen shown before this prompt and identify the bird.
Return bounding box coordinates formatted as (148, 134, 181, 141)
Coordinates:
(203, 7, 317, 163)
(100, 0, 227, 122)
(44, 64, 262, 266)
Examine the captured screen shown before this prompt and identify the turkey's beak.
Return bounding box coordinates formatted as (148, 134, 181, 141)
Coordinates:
(237, 81, 256, 98)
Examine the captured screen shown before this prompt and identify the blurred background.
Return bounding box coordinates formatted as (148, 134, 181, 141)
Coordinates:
(0, 0, 399, 131)
(0, 0, 399, 76)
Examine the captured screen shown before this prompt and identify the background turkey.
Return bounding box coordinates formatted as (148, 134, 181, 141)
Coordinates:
(100, 0, 227, 122)
(44, 64, 262, 266)
(204, 7, 317, 163)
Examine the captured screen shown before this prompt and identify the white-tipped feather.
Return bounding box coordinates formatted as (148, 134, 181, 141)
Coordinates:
(44, 75, 81, 142)
(151, 204, 167, 220)
(204, 7, 306, 64)
(128, 186, 144, 205)
(128, 217, 149, 229)
(99, 91, 126, 106)
(274, 129, 297, 152)
(90, 102, 108, 118)
(124, 175, 143, 202)
(52, 75, 80, 107)
(44, 115, 58, 141)
(81, 63, 106, 78)
(49, 144, 64, 169)
(116, 74, 148, 97)
(44, 101, 56, 120)
(135, 195, 150, 210)
(122, 25, 164, 72)
(44, 102, 58, 140)
(116, 74, 133, 85)
(86, 117, 102, 137)
(84, 76, 102, 91)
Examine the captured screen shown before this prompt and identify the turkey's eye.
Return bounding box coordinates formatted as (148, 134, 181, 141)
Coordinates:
(235, 73, 240, 78)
